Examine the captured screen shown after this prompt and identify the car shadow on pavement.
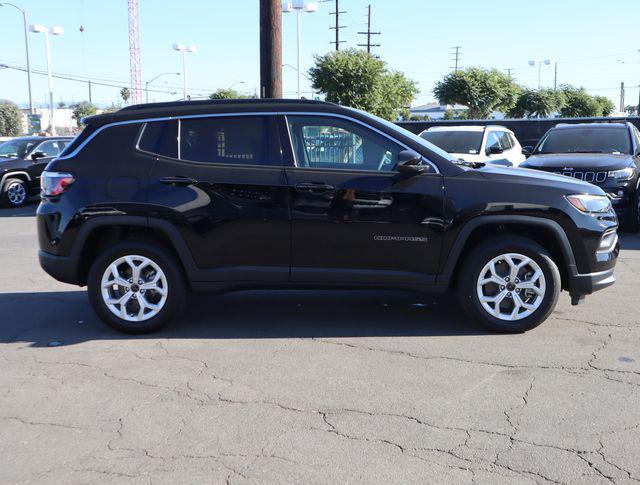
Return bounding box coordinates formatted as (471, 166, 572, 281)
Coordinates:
(0, 201, 38, 217)
(0, 289, 488, 347)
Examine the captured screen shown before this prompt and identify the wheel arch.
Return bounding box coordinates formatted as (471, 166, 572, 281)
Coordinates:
(73, 216, 197, 285)
(439, 216, 577, 290)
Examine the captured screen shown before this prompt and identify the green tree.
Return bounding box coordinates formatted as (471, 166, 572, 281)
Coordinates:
(625, 105, 638, 116)
(309, 49, 418, 121)
(71, 101, 98, 128)
(100, 104, 119, 114)
(209, 88, 250, 100)
(443, 108, 469, 120)
(507, 88, 565, 118)
(433, 67, 520, 119)
(559, 85, 601, 117)
(0, 100, 23, 137)
(594, 95, 615, 117)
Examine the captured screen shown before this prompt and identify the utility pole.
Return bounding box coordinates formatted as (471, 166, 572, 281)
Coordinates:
(357, 4, 380, 55)
(329, 0, 345, 51)
(88, 80, 92, 103)
(259, 0, 282, 98)
(553, 62, 558, 90)
(620, 82, 625, 113)
(506, 68, 514, 78)
(450, 46, 461, 72)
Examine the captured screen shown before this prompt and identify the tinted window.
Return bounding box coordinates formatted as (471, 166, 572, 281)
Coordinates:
(138, 120, 178, 158)
(180, 116, 273, 165)
(35, 140, 64, 157)
(288, 115, 403, 171)
(535, 127, 631, 154)
(0, 139, 38, 159)
(497, 131, 512, 149)
(420, 131, 482, 155)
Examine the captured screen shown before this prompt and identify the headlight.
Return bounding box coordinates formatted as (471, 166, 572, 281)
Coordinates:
(608, 167, 635, 181)
(565, 194, 612, 214)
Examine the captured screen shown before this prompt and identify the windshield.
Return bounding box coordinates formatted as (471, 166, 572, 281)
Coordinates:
(352, 109, 458, 164)
(0, 139, 37, 159)
(535, 127, 631, 155)
(420, 130, 483, 155)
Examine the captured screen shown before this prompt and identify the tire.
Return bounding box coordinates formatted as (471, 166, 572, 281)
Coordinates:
(1, 178, 29, 208)
(87, 239, 186, 334)
(457, 236, 561, 333)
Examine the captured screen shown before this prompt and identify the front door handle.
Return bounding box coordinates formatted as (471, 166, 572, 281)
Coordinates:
(295, 182, 335, 192)
(159, 176, 199, 186)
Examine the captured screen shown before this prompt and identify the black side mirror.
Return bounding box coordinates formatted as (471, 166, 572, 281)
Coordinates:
(30, 151, 47, 160)
(396, 150, 425, 176)
(486, 145, 503, 156)
(522, 146, 534, 156)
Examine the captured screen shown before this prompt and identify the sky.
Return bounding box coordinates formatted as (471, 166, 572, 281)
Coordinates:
(1, 0, 639, 110)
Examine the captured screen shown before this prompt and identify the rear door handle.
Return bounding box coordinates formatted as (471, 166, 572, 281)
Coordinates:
(159, 176, 199, 186)
(295, 182, 335, 192)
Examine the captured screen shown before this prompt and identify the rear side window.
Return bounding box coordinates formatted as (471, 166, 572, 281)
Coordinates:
(138, 120, 178, 158)
(180, 116, 275, 166)
(59, 127, 96, 157)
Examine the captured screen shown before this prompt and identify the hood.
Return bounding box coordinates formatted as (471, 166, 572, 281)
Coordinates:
(523, 153, 633, 171)
(476, 164, 603, 194)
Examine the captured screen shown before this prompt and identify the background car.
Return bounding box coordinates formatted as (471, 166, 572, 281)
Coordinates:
(419, 125, 527, 167)
(521, 122, 640, 232)
(0, 136, 73, 207)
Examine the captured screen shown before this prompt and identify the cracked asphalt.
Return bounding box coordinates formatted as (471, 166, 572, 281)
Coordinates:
(1, 204, 639, 484)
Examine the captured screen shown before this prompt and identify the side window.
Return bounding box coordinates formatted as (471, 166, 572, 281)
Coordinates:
(138, 120, 178, 158)
(485, 131, 501, 150)
(180, 116, 276, 166)
(498, 131, 512, 149)
(35, 140, 63, 157)
(287, 115, 403, 172)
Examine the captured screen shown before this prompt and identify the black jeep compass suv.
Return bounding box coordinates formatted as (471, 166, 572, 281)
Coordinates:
(521, 122, 640, 232)
(37, 100, 619, 334)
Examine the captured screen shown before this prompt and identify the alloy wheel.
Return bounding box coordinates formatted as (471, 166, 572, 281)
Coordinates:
(476, 253, 546, 321)
(101, 255, 168, 322)
(7, 182, 27, 206)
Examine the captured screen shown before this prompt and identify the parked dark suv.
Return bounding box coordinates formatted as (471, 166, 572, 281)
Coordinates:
(37, 100, 619, 334)
(0, 136, 73, 207)
(521, 122, 640, 232)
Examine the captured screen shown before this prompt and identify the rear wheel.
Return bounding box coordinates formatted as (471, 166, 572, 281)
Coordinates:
(458, 237, 561, 333)
(1, 178, 29, 207)
(87, 240, 186, 334)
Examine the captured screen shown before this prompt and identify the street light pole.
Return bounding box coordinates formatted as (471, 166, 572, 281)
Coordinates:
(145, 72, 180, 103)
(172, 44, 196, 100)
(30, 24, 63, 135)
(1, 2, 33, 114)
(283, 1, 318, 99)
(529, 59, 551, 90)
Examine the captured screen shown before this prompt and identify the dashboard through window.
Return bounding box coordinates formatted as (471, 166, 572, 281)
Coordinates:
(287, 115, 403, 172)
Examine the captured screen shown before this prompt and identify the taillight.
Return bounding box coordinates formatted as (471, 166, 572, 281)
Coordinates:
(41, 171, 76, 197)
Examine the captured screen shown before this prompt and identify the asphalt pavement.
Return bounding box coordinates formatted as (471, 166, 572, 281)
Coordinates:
(1, 203, 639, 484)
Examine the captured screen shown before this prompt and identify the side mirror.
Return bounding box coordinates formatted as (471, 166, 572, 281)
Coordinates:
(522, 146, 534, 156)
(396, 150, 425, 176)
(30, 151, 47, 160)
(486, 145, 504, 156)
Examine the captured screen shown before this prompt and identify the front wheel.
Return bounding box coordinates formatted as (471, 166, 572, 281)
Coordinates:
(87, 240, 186, 334)
(457, 237, 561, 333)
(1, 178, 29, 207)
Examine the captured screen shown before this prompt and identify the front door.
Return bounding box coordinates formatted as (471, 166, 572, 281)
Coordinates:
(146, 114, 290, 282)
(283, 114, 445, 286)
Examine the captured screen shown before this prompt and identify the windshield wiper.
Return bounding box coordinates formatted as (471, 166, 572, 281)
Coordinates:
(568, 150, 604, 154)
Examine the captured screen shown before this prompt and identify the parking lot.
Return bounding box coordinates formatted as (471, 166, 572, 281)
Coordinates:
(0, 204, 639, 484)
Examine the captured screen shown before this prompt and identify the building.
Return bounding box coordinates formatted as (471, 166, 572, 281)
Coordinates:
(408, 102, 469, 120)
(19, 108, 77, 135)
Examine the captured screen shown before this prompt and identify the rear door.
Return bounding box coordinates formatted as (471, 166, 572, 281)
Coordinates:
(282, 114, 445, 286)
(146, 114, 290, 282)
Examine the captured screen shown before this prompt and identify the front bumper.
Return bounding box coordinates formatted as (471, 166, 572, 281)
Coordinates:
(39, 250, 82, 286)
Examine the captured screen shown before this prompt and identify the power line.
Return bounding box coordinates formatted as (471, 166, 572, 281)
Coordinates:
(450, 46, 461, 72)
(357, 4, 380, 55)
(328, 0, 346, 50)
